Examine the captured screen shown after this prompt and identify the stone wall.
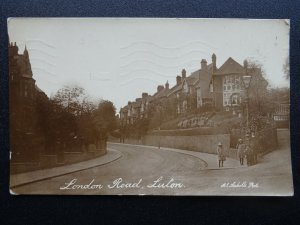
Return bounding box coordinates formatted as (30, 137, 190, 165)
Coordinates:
(142, 134, 230, 154)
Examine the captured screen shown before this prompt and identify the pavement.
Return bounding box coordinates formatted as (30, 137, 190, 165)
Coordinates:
(10, 129, 293, 196)
(10, 142, 241, 189)
(10, 148, 122, 188)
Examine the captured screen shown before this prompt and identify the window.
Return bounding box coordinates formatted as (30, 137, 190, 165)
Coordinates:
(197, 88, 202, 108)
(183, 100, 187, 112)
(210, 83, 213, 92)
(183, 81, 189, 93)
(232, 97, 237, 104)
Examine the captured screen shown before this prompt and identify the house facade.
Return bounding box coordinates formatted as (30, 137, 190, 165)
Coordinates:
(9, 42, 40, 162)
(120, 53, 261, 125)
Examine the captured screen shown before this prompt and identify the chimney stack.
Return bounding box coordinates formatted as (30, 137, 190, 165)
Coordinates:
(142, 92, 148, 99)
(201, 59, 207, 70)
(243, 59, 248, 69)
(181, 69, 186, 79)
(212, 53, 216, 73)
(176, 75, 182, 85)
(157, 85, 164, 92)
(165, 80, 169, 90)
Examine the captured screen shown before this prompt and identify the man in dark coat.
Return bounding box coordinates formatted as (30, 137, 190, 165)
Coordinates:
(236, 139, 245, 165)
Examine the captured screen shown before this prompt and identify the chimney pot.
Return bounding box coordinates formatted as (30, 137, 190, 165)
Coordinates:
(181, 69, 186, 79)
(176, 75, 182, 85)
(165, 80, 169, 90)
(201, 59, 207, 70)
(142, 92, 148, 99)
(212, 53, 216, 73)
(157, 85, 164, 92)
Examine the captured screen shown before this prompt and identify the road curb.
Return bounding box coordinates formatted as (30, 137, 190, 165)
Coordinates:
(109, 142, 240, 170)
(10, 148, 122, 189)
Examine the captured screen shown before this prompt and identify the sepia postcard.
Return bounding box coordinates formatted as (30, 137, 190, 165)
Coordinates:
(8, 18, 293, 196)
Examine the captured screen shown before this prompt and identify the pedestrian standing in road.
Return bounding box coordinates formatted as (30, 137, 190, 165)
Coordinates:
(236, 139, 245, 165)
(251, 140, 258, 165)
(217, 142, 226, 168)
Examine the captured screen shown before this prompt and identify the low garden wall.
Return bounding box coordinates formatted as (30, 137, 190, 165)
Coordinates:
(10, 145, 107, 174)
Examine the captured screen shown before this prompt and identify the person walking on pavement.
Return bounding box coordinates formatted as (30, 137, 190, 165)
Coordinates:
(217, 142, 226, 168)
(236, 138, 245, 165)
(244, 134, 253, 166)
(245, 145, 253, 166)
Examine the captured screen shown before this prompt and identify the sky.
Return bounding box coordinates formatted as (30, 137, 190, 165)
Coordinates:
(8, 18, 290, 111)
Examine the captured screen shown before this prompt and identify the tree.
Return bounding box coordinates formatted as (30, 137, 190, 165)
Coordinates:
(93, 100, 117, 144)
(48, 85, 102, 152)
(164, 97, 177, 119)
(52, 85, 85, 116)
(283, 57, 290, 80)
(246, 61, 269, 116)
(76, 98, 97, 148)
(36, 92, 77, 154)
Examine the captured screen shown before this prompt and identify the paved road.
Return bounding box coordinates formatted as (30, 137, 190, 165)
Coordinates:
(11, 144, 208, 195)
(11, 129, 293, 195)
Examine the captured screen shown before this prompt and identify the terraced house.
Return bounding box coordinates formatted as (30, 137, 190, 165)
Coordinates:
(120, 53, 263, 125)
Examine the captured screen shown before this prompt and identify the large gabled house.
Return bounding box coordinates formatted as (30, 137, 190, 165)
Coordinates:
(9, 42, 42, 162)
(212, 56, 248, 111)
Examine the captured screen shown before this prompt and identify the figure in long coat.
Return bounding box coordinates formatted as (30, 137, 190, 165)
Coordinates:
(217, 142, 226, 168)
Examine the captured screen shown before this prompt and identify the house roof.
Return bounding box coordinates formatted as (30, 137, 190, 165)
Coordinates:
(214, 57, 245, 75)
(186, 77, 197, 86)
(154, 87, 172, 98)
(35, 85, 44, 93)
(167, 67, 213, 97)
(120, 105, 128, 113)
(132, 101, 141, 108)
(146, 95, 155, 102)
(167, 83, 182, 97)
(194, 69, 213, 98)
